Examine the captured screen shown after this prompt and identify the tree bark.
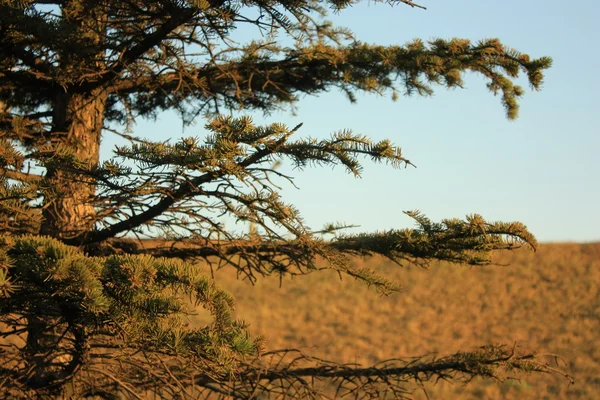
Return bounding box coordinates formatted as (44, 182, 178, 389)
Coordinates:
(40, 90, 107, 241)
(38, 1, 108, 242)
(24, 90, 105, 392)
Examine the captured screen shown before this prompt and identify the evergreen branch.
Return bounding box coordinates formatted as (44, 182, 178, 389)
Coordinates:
(0, 178, 41, 235)
(245, 346, 549, 382)
(130, 212, 536, 260)
(64, 120, 301, 245)
(392, 0, 426, 10)
(0, 5, 54, 67)
(79, 1, 222, 92)
(1, 235, 262, 394)
(1, 169, 43, 183)
(69, 117, 411, 245)
(0, 18, 54, 76)
(113, 38, 551, 119)
(0, 70, 54, 90)
(110, 212, 536, 295)
(190, 345, 571, 399)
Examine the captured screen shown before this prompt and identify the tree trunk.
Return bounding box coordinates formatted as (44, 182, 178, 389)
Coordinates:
(40, 90, 107, 241)
(21, 3, 108, 394)
(40, 2, 108, 242)
(24, 90, 106, 392)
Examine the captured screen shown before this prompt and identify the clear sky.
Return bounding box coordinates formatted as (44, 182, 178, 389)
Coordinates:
(102, 0, 600, 243)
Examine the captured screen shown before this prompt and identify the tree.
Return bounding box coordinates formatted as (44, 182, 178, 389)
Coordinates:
(0, 0, 570, 398)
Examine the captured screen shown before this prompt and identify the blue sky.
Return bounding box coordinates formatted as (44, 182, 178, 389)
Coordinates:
(102, 0, 599, 243)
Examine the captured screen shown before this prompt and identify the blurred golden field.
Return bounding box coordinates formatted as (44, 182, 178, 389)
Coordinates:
(194, 243, 600, 399)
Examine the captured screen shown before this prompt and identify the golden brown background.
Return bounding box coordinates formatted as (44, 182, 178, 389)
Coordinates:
(196, 243, 599, 399)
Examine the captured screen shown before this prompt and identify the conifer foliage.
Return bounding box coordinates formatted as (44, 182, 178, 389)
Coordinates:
(0, 0, 567, 397)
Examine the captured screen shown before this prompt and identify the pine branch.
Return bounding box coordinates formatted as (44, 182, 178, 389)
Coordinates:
(108, 211, 536, 295)
(66, 117, 410, 245)
(242, 346, 562, 383)
(64, 120, 300, 245)
(397, 0, 426, 9)
(1, 169, 43, 183)
(181, 345, 572, 399)
(113, 38, 551, 120)
(1, 235, 262, 394)
(76, 5, 199, 91)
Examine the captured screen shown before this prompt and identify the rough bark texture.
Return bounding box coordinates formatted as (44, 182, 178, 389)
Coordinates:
(38, 2, 108, 240)
(40, 90, 106, 240)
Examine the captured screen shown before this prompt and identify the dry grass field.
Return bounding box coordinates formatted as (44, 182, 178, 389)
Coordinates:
(192, 243, 600, 399)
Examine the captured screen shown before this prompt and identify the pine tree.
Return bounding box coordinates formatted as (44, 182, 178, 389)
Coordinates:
(0, 0, 570, 397)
